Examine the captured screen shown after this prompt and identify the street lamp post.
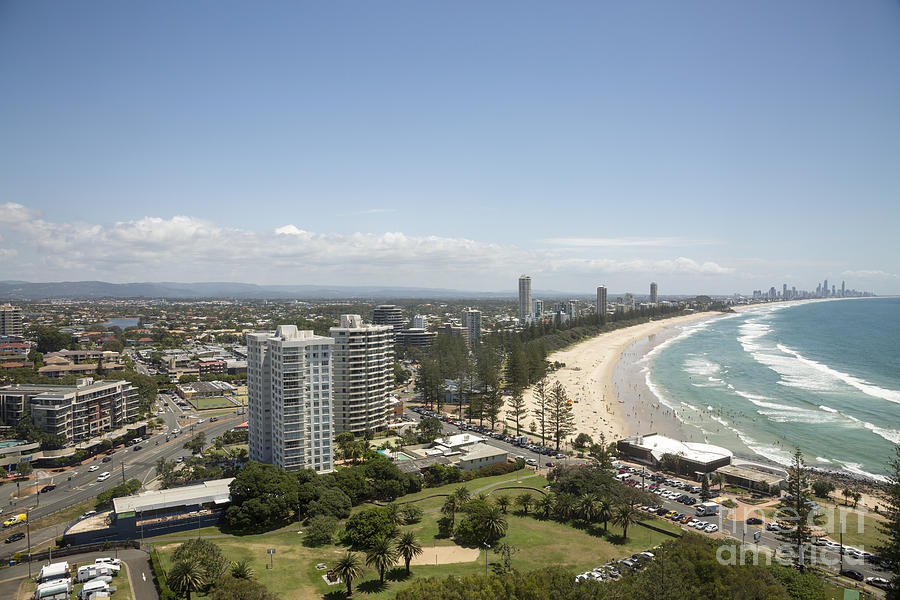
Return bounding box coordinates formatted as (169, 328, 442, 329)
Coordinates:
(483, 542, 490, 576)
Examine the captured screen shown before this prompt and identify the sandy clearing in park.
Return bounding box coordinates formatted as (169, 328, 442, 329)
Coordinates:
(408, 545, 480, 565)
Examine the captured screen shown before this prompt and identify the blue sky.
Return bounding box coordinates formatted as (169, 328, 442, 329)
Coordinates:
(1, 1, 898, 294)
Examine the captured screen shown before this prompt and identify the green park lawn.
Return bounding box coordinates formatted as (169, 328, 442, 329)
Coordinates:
(188, 396, 241, 410)
(152, 510, 668, 600)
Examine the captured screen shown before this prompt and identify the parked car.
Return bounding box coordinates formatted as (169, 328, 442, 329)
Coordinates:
(865, 577, 889, 589)
(840, 569, 864, 582)
(745, 517, 763, 525)
(4, 532, 25, 543)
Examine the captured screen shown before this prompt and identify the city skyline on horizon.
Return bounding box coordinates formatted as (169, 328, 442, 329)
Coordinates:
(2, 3, 899, 294)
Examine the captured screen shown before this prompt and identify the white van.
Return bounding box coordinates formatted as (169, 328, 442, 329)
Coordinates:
(78, 580, 109, 599)
(38, 562, 70, 583)
(97, 472, 111, 482)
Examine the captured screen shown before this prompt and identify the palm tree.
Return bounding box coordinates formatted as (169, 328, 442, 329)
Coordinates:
(712, 472, 725, 492)
(453, 486, 471, 505)
(578, 493, 599, 523)
(168, 560, 206, 600)
(365, 537, 399, 584)
(515, 492, 534, 515)
(395, 531, 423, 575)
(385, 503, 406, 528)
(613, 503, 640, 540)
(536, 493, 555, 519)
(483, 505, 508, 542)
(334, 551, 365, 597)
(842, 488, 852, 506)
(596, 496, 614, 531)
(441, 496, 459, 529)
(230, 559, 254, 580)
(495, 495, 511, 514)
(554, 492, 577, 521)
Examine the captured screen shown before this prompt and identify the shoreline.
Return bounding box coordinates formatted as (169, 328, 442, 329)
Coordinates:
(521, 310, 730, 444)
(520, 298, 889, 487)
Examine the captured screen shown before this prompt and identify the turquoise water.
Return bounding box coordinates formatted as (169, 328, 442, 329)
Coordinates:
(377, 449, 414, 461)
(103, 317, 139, 329)
(644, 298, 900, 479)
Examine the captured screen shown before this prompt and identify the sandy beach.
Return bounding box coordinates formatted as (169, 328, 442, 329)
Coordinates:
(520, 311, 731, 446)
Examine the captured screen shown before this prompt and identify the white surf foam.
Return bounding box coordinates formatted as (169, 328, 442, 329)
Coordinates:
(839, 462, 889, 483)
(815, 457, 832, 464)
(777, 344, 900, 405)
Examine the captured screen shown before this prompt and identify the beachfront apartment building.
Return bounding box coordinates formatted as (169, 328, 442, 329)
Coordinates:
(650, 282, 658, 304)
(0, 304, 24, 337)
(246, 326, 334, 472)
(596, 286, 608, 316)
(461, 308, 482, 345)
(329, 315, 394, 435)
(518, 275, 532, 324)
(373, 305, 406, 339)
(0, 377, 139, 445)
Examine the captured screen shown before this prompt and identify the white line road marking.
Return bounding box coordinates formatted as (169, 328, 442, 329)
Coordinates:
(142, 572, 146, 582)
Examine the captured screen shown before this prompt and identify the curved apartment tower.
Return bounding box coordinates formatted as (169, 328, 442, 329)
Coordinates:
(330, 315, 394, 434)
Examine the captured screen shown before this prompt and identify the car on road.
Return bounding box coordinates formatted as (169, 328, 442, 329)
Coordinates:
(80, 511, 97, 520)
(133, 444, 142, 451)
(745, 517, 763, 525)
(3, 514, 26, 527)
(210, 417, 218, 422)
(4, 532, 25, 543)
(839, 569, 864, 582)
(97, 472, 111, 482)
(88, 465, 100, 472)
(765, 522, 781, 531)
(525, 458, 537, 466)
(865, 577, 889, 589)
(197, 419, 205, 424)
(176, 457, 185, 463)
(39, 485, 56, 493)
(704, 524, 719, 533)
(101, 456, 112, 462)
(172, 429, 181, 435)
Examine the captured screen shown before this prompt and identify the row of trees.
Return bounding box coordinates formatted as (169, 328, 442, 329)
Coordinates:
(163, 538, 276, 600)
(222, 457, 423, 532)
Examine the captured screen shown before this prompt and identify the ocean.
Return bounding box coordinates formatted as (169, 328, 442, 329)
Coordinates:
(640, 297, 900, 480)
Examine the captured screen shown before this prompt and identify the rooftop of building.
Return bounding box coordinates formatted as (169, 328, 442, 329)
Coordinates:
(717, 464, 785, 485)
(622, 433, 733, 465)
(113, 478, 235, 515)
(433, 433, 485, 449)
(176, 380, 235, 395)
(458, 442, 508, 461)
(0, 377, 131, 395)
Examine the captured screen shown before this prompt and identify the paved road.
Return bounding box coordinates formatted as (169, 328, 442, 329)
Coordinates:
(0, 548, 157, 600)
(0, 407, 244, 559)
(622, 465, 890, 590)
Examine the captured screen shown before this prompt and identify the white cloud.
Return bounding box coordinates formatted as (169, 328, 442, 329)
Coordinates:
(0, 204, 737, 287)
(841, 269, 899, 279)
(542, 236, 717, 247)
(0, 202, 38, 224)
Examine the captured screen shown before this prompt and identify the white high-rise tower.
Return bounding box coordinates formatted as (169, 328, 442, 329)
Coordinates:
(518, 275, 532, 324)
(246, 325, 335, 472)
(330, 315, 394, 435)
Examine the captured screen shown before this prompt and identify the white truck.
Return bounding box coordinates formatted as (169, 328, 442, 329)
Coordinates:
(34, 579, 73, 599)
(76, 566, 115, 582)
(38, 562, 70, 584)
(695, 501, 720, 517)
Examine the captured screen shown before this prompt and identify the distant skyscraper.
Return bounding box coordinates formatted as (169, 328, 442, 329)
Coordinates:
(841, 281, 845, 297)
(567, 300, 577, 320)
(533, 299, 543, 319)
(649, 282, 658, 304)
(411, 314, 426, 329)
(823, 279, 828, 298)
(769, 286, 777, 299)
(832, 285, 836, 297)
(330, 315, 393, 435)
(0, 304, 23, 337)
(373, 305, 405, 337)
(462, 309, 482, 345)
(782, 284, 788, 300)
(246, 325, 334, 472)
(518, 275, 532, 323)
(596, 286, 607, 316)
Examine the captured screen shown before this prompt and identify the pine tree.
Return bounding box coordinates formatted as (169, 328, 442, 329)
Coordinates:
(547, 381, 575, 451)
(506, 392, 527, 437)
(877, 444, 900, 600)
(785, 448, 813, 571)
(532, 378, 550, 446)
